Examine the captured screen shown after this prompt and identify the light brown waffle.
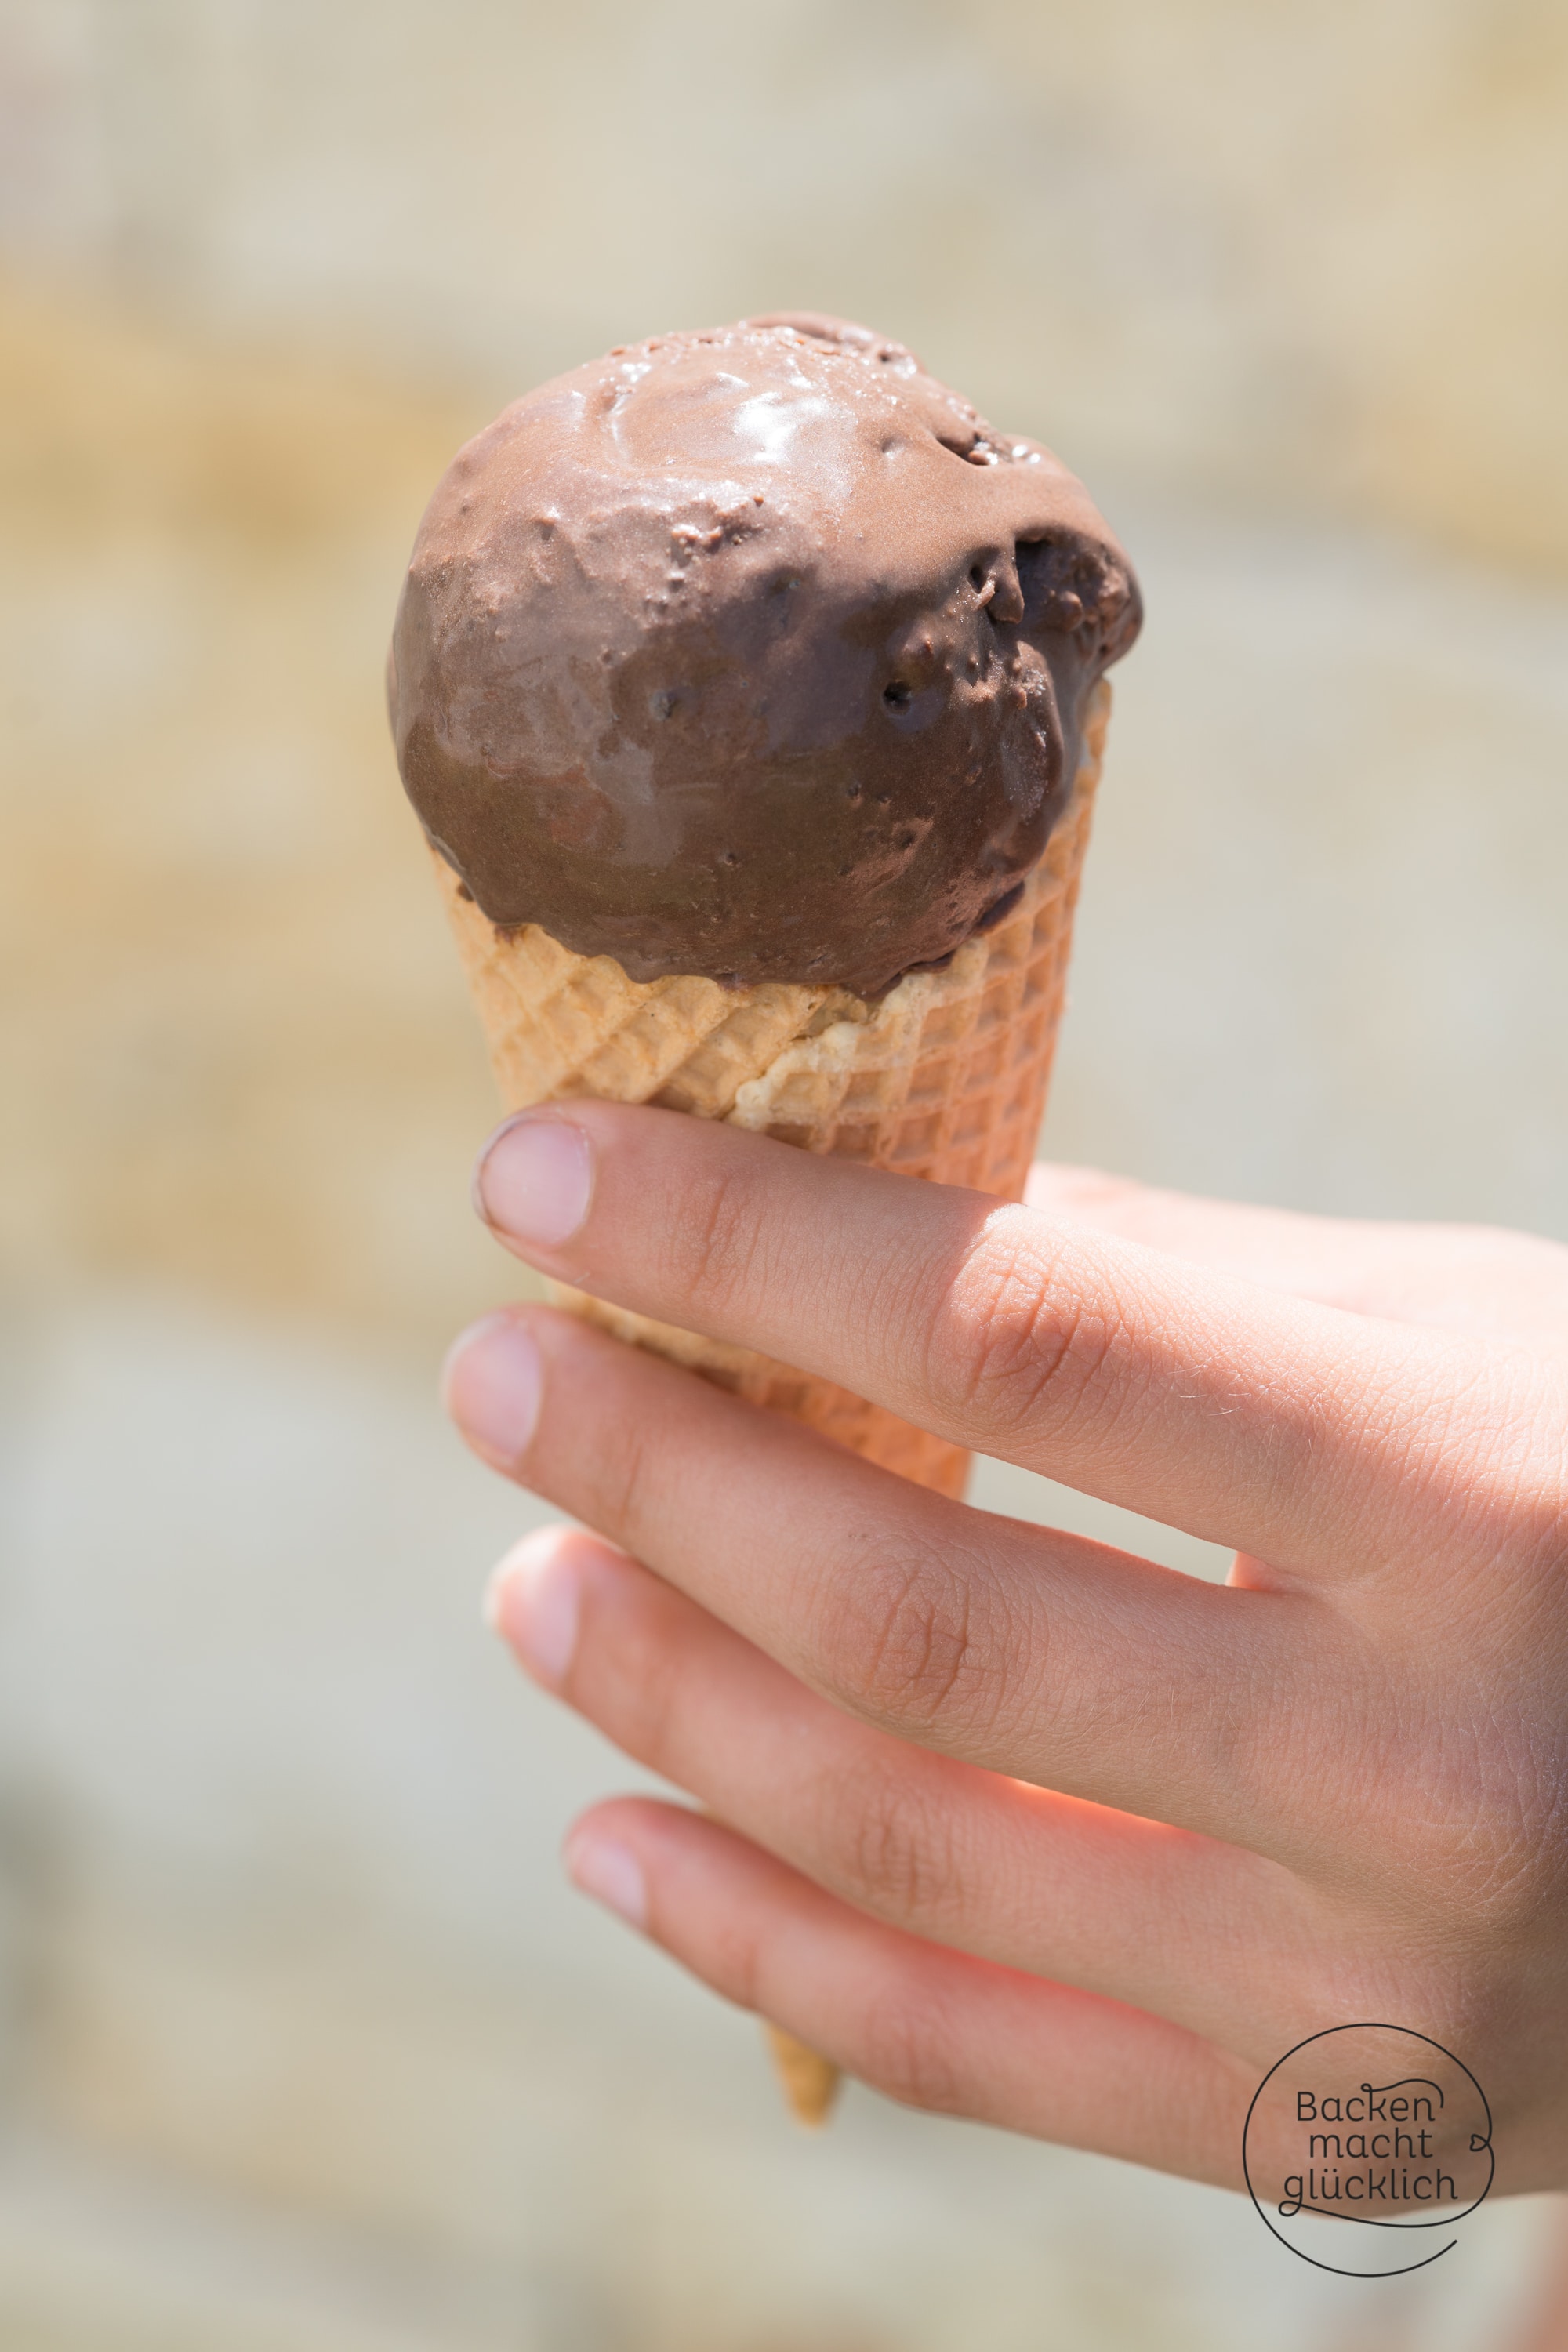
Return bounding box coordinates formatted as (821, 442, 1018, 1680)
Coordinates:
(764, 2024, 842, 2129)
(434, 677, 1110, 1503)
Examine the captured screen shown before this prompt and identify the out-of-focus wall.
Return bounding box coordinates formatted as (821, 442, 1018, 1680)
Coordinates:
(5, 0, 1568, 573)
(0, 277, 501, 1348)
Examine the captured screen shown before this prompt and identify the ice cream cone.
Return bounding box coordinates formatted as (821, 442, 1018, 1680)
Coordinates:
(764, 2025, 843, 2129)
(435, 676, 1112, 2115)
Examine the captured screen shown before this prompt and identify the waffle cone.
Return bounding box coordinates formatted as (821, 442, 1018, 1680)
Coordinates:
(434, 677, 1109, 1502)
(434, 677, 1111, 2121)
(764, 2025, 842, 2129)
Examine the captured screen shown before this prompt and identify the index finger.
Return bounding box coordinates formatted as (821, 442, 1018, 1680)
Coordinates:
(1025, 1163, 1568, 1356)
(474, 1100, 1519, 1580)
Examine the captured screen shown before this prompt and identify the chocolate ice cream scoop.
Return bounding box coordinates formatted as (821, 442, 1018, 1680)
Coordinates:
(390, 313, 1140, 997)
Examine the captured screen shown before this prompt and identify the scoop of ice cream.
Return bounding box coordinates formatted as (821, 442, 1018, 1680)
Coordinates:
(390, 313, 1140, 996)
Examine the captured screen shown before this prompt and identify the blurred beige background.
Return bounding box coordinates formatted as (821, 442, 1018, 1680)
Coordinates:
(2, 2, 1566, 2347)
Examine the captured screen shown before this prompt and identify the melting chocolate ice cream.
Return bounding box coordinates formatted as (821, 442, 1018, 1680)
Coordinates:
(390, 313, 1140, 998)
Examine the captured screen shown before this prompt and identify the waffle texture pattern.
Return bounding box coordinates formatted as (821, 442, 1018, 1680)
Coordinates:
(436, 679, 1111, 1500)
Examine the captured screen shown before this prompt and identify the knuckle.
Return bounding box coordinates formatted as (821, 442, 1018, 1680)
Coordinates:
(707, 1907, 771, 2017)
(674, 1157, 764, 1312)
(587, 1388, 674, 1554)
(597, 1594, 688, 1766)
(855, 1981, 971, 2114)
(838, 1766, 960, 1929)
(821, 1534, 1003, 1743)
(596, 1410, 652, 1531)
(932, 1210, 1126, 1442)
(672, 1162, 752, 1308)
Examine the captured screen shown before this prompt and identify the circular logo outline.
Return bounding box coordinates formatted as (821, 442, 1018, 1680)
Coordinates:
(1242, 2024, 1494, 2278)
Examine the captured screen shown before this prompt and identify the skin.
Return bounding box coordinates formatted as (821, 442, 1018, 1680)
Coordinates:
(441, 1103, 1568, 2194)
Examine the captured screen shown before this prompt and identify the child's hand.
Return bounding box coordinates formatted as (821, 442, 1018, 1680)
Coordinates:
(444, 1103, 1568, 2193)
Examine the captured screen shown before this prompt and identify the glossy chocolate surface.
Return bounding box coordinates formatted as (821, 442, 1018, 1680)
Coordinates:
(390, 314, 1140, 994)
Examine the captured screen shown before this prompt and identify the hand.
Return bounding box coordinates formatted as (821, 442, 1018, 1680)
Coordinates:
(443, 1104, 1568, 2192)
(1023, 1161, 1568, 1358)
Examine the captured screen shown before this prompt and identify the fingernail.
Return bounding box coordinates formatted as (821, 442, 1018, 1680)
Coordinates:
(485, 1532, 581, 1689)
(565, 1831, 648, 1930)
(474, 1114, 593, 1250)
(441, 1313, 543, 1467)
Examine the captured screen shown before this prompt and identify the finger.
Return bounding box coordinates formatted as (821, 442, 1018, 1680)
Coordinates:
(563, 1795, 1253, 2187)
(1025, 1163, 1418, 1298)
(1026, 1163, 1568, 1353)
(448, 1305, 1338, 1857)
(491, 1522, 1313, 2051)
(471, 1100, 1502, 1575)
